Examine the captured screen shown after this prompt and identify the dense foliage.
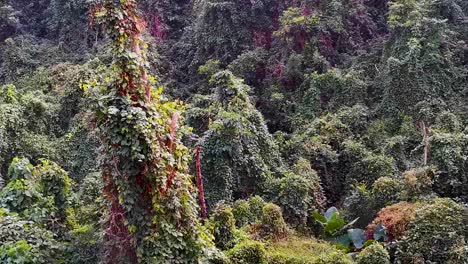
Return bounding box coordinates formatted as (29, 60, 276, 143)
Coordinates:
(0, 0, 467, 263)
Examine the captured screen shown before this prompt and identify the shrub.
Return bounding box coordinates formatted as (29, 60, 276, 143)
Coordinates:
(266, 237, 354, 264)
(356, 243, 390, 264)
(232, 200, 253, 227)
(429, 131, 468, 197)
(227, 240, 267, 264)
(397, 198, 468, 263)
(342, 140, 395, 188)
(0, 240, 35, 264)
(343, 183, 375, 228)
(314, 251, 354, 264)
(268, 254, 306, 264)
(366, 202, 418, 241)
(33, 159, 72, 215)
(209, 203, 237, 250)
(248, 195, 266, 221)
(200, 71, 284, 210)
(275, 173, 316, 226)
(202, 247, 231, 264)
(0, 179, 54, 221)
(7, 157, 33, 180)
(260, 203, 287, 240)
(447, 240, 468, 264)
(403, 167, 434, 199)
(371, 177, 403, 209)
(274, 158, 325, 227)
(0, 213, 64, 263)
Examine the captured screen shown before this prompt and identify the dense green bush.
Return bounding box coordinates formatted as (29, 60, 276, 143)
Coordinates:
(208, 203, 237, 250)
(202, 247, 231, 264)
(232, 200, 253, 228)
(271, 158, 325, 227)
(200, 71, 284, 209)
(248, 196, 266, 222)
(371, 177, 403, 209)
(301, 69, 366, 119)
(0, 240, 36, 264)
(6, 157, 33, 180)
(430, 130, 468, 197)
(397, 198, 468, 263)
(0, 212, 64, 263)
(0, 179, 54, 221)
(33, 159, 72, 216)
(343, 183, 376, 228)
(314, 251, 354, 264)
(342, 140, 396, 187)
(260, 203, 287, 240)
(66, 172, 105, 264)
(356, 243, 390, 264)
(227, 240, 267, 264)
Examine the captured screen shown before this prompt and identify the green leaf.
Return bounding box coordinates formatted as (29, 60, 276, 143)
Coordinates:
(363, 240, 376, 248)
(312, 211, 327, 224)
(324, 213, 345, 235)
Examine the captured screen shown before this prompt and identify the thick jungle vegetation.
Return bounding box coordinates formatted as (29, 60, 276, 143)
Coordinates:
(0, 0, 467, 263)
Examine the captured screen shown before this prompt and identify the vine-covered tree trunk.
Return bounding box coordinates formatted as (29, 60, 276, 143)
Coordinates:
(89, 0, 209, 262)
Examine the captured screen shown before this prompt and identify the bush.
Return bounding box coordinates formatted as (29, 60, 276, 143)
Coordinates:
(397, 198, 468, 263)
(232, 200, 253, 228)
(0, 179, 54, 221)
(447, 240, 468, 264)
(202, 247, 231, 264)
(342, 140, 395, 188)
(0, 240, 35, 264)
(274, 158, 325, 227)
(429, 131, 468, 197)
(366, 202, 418, 241)
(266, 237, 354, 264)
(275, 173, 316, 226)
(209, 203, 237, 250)
(200, 71, 284, 209)
(343, 183, 375, 228)
(260, 203, 287, 240)
(7, 157, 33, 180)
(33, 159, 72, 215)
(248, 195, 266, 221)
(0, 213, 64, 263)
(403, 167, 434, 199)
(227, 240, 267, 264)
(371, 177, 403, 209)
(268, 254, 306, 264)
(356, 243, 390, 264)
(314, 251, 354, 264)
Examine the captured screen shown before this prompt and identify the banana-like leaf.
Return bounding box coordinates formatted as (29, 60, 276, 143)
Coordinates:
(348, 228, 366, 249)
(325, 207, 339, 221)
(312, 211, 327, 224)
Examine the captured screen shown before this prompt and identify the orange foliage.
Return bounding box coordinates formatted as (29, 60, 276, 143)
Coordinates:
(366, 202, 419, 241)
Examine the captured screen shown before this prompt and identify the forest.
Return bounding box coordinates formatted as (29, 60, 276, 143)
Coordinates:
(0, 0, 467, 263)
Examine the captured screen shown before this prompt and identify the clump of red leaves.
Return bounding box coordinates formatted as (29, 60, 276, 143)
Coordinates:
(366, 202, 419, 241)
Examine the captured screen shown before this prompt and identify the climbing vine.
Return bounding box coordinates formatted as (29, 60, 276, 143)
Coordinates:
(88, 0, 209, 263)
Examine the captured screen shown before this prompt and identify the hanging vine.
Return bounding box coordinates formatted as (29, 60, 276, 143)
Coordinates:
(88, 0, 209, 263)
